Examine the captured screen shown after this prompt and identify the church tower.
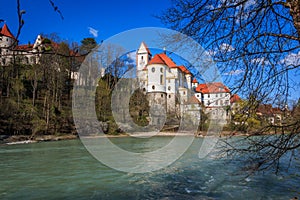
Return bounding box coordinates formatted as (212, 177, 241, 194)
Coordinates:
(136, 42, 151, 71)
(136, 42, 151, 90)
(0, 24, 17, 65)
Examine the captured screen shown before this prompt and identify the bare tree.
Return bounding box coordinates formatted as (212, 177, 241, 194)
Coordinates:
(160, 0, 300, 172)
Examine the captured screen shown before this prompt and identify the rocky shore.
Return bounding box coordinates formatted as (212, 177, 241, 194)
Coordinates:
(0, 134, 78, 145)
(0, 131, 255, 145)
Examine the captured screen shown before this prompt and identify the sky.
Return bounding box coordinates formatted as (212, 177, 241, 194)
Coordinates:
(1, 0, 172, 44)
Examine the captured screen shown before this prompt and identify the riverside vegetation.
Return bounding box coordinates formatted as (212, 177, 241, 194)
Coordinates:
(1, 35, 300, 144)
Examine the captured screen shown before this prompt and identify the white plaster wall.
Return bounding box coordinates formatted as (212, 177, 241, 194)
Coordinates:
(202, 92, 230, 107)
(147, 64, 166, 93)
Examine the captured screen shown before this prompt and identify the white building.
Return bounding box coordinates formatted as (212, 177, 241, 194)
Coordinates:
(136, 42, 194, 116)
(193, 81, 231, 122)
(0, 24, 43, 66)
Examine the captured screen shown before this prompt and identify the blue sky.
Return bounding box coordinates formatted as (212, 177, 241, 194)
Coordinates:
(1, 0, 171, 44)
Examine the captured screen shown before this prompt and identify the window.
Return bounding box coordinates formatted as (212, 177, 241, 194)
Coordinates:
(216, 100, 218, 105)
(160, 75, 164, 85)
(161, 94, 164, 98)
(183, 91, 186, 95)
(168, 79, 170, 83)
(208, 94, 210, 98)
(221, 100, 223, 105)
(168, 86, 171, 91)
(169, 68, 171, 73)
(169, 95, 171, 98)
(220, 93, 222, 97)
(197, 94, 199, 97)
(141, 56, 143, 60)
(143, 88, 146, 92)
(207, 100, 210, 106)
(152, 85, 155, 90)
(160, 68, 163, 73)
(152, 67, 155, 73)
(216, 93, 218, 97)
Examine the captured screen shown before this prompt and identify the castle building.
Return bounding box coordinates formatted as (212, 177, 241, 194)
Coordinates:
(0, 24, 43, 66)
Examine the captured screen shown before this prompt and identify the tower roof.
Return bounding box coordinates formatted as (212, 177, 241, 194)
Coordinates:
(192, 78, 198, 83)
(138, 42, 152, 55)
(0, 24, 15, 39)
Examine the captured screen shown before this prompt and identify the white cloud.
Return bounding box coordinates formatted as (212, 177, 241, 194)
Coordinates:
(88, 27, 98, 38)
(124, 51, 136, 65)
(127, 51, 136, 61)
(219, 43, 235, 52)
(223, 69, 244, 76)
(204, 49, 217, 56)
(280, 52, 300, 67)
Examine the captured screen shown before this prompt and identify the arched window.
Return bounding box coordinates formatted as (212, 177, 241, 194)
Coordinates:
(152, 85, 155, 90)
(152, 67, 155, 73)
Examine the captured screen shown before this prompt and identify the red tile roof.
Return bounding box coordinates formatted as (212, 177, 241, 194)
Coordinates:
(0, 24, 15, 39)
(148, 53, 192, 74)
(230, 94, 241, 103)
(15, 44, 33, 51)
(177, 65, 192, 75)
(148, 54, 167, 65)
(195, 82, 230, 94)
(192, 78, 198, 83)
(257, 104, 282, 115)
(149, 53, 177, 67)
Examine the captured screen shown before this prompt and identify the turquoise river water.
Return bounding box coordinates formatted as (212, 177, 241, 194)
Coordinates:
(0, 137, 299, 199)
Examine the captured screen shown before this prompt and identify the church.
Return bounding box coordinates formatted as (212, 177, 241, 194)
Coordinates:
(136, 42, 194, 115)
(135, 41, 236, 123)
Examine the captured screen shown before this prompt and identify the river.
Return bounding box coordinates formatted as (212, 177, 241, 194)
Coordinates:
(0, 137, 299, 199)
